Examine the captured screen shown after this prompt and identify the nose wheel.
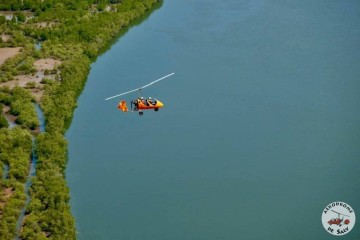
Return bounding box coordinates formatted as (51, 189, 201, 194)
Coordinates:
(139, 111, 143, 116)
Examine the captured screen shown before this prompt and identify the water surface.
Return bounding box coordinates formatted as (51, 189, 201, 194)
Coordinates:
(67, 1, 360, 239)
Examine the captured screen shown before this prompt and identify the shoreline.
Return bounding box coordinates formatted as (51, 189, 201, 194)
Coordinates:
(0, 1, 163, 239)
(0, 0, 162, 240)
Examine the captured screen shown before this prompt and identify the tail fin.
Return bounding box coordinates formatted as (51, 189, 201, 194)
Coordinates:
(117, 100, 128, 112)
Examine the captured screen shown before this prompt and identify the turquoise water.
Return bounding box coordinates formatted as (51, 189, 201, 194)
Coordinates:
(66, 1, 360, 239)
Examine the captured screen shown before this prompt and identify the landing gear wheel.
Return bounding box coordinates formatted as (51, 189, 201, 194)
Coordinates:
(139, 111, 143, 116)
(154, 108, 159, 112)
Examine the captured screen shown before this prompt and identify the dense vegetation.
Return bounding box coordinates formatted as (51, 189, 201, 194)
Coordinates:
(0, 128, 32, 240)
(0, 46, 37, 83)
(0, 103, 9, 128)
(0, 0, 121, 11)
(0, 86, 39, 129)
(0, 0, 161, 239)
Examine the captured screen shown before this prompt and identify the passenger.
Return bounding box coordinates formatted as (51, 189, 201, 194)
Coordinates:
(139, 97, 148, 106)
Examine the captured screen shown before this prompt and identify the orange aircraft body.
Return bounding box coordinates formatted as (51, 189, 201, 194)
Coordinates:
(328, 218, 343, 225)
(117, 97, 164, 115)
(327, 210, 351, 226)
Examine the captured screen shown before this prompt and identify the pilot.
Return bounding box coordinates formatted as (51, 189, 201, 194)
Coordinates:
(147, 97, 155, 105)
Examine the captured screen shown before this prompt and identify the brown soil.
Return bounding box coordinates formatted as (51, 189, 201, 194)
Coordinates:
(34, 58, 61, 71)
(0, 58, 61, 102)
(36, 21, 59, 28)
(1, 34, 12, 42)
(2, 105, 17, 126)
(0, 47, 21, 66)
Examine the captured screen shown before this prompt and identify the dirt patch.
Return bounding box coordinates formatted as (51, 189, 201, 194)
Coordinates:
(0, 47, 21, 66)
(29, 88, 44, 102)
(36, 21, 59, 28)
(1, 34, 12, 42)
(2, 105, 10, 113)
(34, 58, 61, 71)
(0, 75, 45, 102)
(14, 75, 42, 86)
(0, 188, 14, 205)
(2, 105, 17, 126)
(4, 112, 16, 125)
(0, 58, 61, 101)
(0, 74, 41, 88)
(105, 5, 112, 12)
(2, 188, 13, 199)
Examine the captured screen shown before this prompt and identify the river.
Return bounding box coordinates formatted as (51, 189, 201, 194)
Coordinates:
(66, 1, 360, 239)
(16, 104, 45, 238)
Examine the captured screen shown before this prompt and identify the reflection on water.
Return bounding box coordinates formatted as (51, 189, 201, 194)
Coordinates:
(66, 1, 360, 240)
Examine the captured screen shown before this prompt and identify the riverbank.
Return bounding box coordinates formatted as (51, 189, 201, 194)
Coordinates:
(0, 0, 162, 239)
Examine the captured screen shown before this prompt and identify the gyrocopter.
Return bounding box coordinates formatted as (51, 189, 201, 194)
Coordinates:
(105, 73, 175, 116)
(327, 210, 350, 226)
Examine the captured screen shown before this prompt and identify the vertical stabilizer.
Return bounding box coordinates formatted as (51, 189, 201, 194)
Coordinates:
(117, 100, 128, 112)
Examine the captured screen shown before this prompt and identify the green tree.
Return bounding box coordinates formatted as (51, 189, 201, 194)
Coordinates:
(16, 12, 26, 22)
(0, 114, 9, 128)
(0, 15, 6, 24)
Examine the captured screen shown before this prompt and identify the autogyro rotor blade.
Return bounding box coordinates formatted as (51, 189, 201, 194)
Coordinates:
(105, 73, 175, 100)
(331, 210, 350, 217)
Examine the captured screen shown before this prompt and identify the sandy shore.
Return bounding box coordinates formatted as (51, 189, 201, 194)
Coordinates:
(0, 47, 21, 66)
